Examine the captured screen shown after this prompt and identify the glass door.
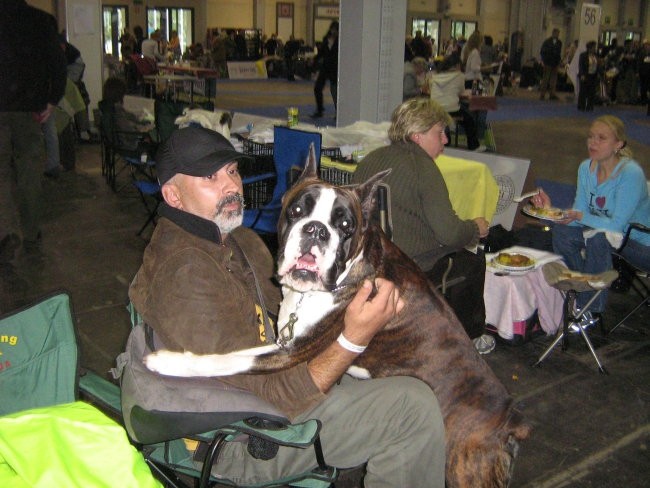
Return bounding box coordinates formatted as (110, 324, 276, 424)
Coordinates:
(411, 18, 440, 55)
(146, 7, 194, 59)
(102, 6, 128, 57)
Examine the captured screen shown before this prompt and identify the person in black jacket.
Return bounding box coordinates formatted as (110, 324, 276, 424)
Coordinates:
(311, 21, 339, 118)
(577, 41, 599, 111)
(539, 28, 563, 100)
(0, 0, 67, 259)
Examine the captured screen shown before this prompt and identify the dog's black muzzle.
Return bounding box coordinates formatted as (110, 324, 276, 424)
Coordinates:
(299, 221, 330, 253)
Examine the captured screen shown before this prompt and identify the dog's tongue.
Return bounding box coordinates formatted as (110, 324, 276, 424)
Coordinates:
(296, 253, 317, 271)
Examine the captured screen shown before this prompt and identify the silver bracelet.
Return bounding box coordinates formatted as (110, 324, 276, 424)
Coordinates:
(337, 333, 366, 354)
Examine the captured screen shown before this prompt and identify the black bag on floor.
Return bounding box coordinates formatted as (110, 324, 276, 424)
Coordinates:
(59, 122, 76, 171)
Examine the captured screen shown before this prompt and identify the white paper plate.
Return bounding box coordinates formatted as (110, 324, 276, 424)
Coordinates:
(491, 253, 536, 272)
(522, 204, 566, 222)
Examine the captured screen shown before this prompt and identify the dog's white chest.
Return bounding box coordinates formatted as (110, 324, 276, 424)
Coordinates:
(277, 288, 336, 343)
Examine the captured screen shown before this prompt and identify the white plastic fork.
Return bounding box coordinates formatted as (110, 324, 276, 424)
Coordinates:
(513, 190, 540, 203)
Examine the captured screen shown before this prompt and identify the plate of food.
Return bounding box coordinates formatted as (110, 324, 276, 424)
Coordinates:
(522, 204, 566, 222)
(491, 252, 536, 271)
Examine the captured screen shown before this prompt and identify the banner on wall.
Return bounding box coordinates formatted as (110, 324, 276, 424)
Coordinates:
(227, 61, 268, 79)
(567, 3, 602, 96)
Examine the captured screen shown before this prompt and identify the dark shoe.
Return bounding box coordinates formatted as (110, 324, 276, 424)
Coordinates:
(310, 111, 323, 119)
(549, 95, 559, 100)
(0, 233, 21, 263)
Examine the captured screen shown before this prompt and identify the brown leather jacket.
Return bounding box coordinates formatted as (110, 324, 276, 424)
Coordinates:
(129, 204, 324, 418)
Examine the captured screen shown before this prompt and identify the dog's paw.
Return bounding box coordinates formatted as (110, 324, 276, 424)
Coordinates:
(143, 350, 257, 377)
(144, 350, 204, 376)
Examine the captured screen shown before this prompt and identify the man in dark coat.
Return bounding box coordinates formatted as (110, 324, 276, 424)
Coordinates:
(539, 28, 563, 100)
(0, 0, 67, 260)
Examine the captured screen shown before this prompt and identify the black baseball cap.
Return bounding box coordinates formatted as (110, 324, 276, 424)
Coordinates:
(156, 126, 252, 185)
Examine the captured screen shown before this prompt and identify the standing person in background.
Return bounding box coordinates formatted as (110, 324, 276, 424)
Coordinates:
(119, 29, 136, 61)
(167, 30, 182, 61)
(265, 33, 279, 56)
(578, 41, 599, 111)
(284, 35, 300, 81)
(59, 34, 95, 142)
(410, 30, 429, 60)
(142, 30, 165, 62)
(133, 26, 145, 55)
(539, 28, 563, 101)
(462, 31, 483, 89)
(480, 35, 498, 66)
(637, 39, 650, 106)
(311, 21, 339, 119)
(0, 0, 67, 260)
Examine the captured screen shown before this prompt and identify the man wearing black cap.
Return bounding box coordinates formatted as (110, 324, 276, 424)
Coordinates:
(129, 126, 445, 487)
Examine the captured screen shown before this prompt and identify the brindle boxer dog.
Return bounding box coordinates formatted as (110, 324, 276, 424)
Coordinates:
(146, 147, 531, 487)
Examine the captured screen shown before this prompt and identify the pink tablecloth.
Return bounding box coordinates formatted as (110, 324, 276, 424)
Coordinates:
(484, 264, 564, 341)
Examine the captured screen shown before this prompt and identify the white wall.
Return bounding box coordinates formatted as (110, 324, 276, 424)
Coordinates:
(64, 0, 103, 116)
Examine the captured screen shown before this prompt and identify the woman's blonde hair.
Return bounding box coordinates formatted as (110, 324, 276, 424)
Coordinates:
(593, 115, 633, 158)
(388, 98, 452, 143)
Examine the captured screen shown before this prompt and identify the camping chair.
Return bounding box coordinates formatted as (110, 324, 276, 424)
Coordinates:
(98, 99, 150, 191)
(534, 262, 618, 374)
(609, 222, 650, 334)
(243, 126, 322, 236)
(0, 292, 160, 487)
(113, 306, 337, 488)
(122, 155, 162, 236)
(0, 292, 336, 487)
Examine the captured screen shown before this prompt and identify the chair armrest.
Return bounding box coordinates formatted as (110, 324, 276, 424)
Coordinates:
(616, 222, 650, 253)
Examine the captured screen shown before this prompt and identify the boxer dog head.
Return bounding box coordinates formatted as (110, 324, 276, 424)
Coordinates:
(276, 144, 389, 293)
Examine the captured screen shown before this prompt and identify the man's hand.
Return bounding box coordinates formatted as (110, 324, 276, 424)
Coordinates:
(342, 278, 404, 347)
(307, 278, 403, 393)
(34, 103, 56, 124)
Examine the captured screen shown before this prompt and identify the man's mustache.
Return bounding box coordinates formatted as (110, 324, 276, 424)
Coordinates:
(217, 193, 245, 213)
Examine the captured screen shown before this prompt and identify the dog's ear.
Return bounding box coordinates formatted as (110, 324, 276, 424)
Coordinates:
(219, 111, 233, 128)
(296, 143, 319, 182)
(354, 169, 392, 224)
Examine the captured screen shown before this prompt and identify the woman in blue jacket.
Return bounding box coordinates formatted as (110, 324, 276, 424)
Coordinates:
(533, 115, 650, 321)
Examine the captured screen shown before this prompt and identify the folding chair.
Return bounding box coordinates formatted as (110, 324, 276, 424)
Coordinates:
(0, 292, 78, 416)
(113, 306, 337, 488)
(243, 126, 322, 236)
(609, 222, 650, 334)
(0, 292, 336, 487)
(0, 292, 160, 487)
(121, 155, 162, 236)
(534, 262, 618, 374)
(98, 99, 150, 191)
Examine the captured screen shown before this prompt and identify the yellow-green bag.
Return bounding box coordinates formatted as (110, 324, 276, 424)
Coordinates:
(0, 402, 161, 488)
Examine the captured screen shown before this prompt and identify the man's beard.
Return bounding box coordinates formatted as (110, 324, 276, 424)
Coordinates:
(213, 194, 245, 234)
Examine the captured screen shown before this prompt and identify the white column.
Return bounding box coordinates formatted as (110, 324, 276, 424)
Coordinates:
(338, 0, 408, 126)
(65, 0, 103, 113)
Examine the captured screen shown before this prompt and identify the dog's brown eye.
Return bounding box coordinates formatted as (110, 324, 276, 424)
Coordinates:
(289, 205, 302, 218)
(340, 219, 353, 233)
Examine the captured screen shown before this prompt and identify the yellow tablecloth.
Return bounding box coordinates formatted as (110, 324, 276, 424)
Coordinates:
(436, 154, 499, 221)
(321, 154, 498, 221)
